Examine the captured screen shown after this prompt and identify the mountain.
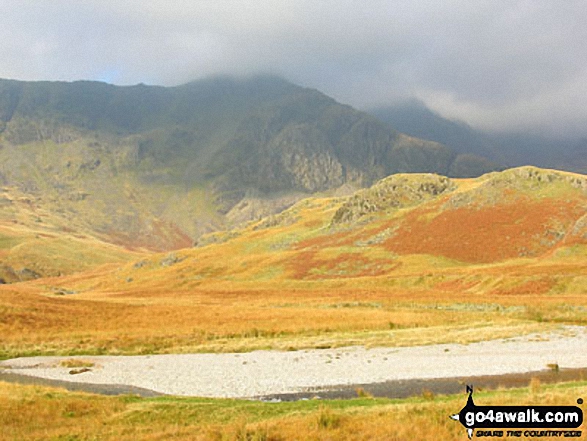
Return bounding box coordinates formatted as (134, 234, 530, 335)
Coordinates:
(371, 100, 587, 174)
(0, 76, 498, 253)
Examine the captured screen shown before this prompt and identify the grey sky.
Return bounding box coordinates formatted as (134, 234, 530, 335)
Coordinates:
(1, 0, 586, 137)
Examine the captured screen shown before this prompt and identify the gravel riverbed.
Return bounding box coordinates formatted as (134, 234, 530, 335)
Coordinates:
(2, 326, 586, 399)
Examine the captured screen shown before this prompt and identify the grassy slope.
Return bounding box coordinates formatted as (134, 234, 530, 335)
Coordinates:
(0, 184, 142, 282)
(1, 166, 586, 358)
(0, 139, 217, 251)
(62, 166, 587, 296)
(0, 379, 585, 440)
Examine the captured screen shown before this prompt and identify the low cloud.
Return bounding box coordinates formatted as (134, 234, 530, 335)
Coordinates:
(1, 0, 586, 137)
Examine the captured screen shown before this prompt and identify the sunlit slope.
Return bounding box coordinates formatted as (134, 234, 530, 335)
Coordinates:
(65, 166, 587, 295)
(0, 140, 215, 251)
(0, 186, 141, 281)
(2, 166, 586, 357)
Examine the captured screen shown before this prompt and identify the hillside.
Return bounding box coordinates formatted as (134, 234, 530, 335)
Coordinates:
(71, 166, 587, 291)
(1, 166, 586, 358)
(0, 76, 497, 251)
(0, 185, 140, 282)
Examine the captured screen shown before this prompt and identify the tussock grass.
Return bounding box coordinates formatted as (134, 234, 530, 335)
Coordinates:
(316, 405, 343, 429)
(355, 387, 373, 399)
(59, 359, 95, 368)
(530, 377, 542, 394)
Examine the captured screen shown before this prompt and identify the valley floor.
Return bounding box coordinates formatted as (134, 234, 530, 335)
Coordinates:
(1, 326, 585, 399)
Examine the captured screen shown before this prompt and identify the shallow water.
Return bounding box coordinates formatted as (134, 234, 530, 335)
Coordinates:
(0, 370, 163, 397)
(256, 367, 587, 401)
(2, 367, 585, 401)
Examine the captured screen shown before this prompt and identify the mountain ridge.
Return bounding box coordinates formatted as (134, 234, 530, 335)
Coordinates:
(0, 76, 498, 251)
(371, 100, 587, 173)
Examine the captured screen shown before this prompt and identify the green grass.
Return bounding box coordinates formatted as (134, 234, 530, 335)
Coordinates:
(0, 234, 23, 250)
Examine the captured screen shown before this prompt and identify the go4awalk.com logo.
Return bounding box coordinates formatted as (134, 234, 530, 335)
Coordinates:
(450, 386, 583, 439)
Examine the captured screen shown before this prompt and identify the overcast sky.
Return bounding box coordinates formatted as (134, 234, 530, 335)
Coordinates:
(1, 0, 586, 138)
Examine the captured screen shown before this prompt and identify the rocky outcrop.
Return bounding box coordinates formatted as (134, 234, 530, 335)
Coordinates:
(332, 174, 455, 224)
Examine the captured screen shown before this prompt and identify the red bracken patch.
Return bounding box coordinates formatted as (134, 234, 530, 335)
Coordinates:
(383, 198, 585, 263)
(286, 250, 395, 279)
(490, 277, 557, 296)
(434, 279, 481, 292)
